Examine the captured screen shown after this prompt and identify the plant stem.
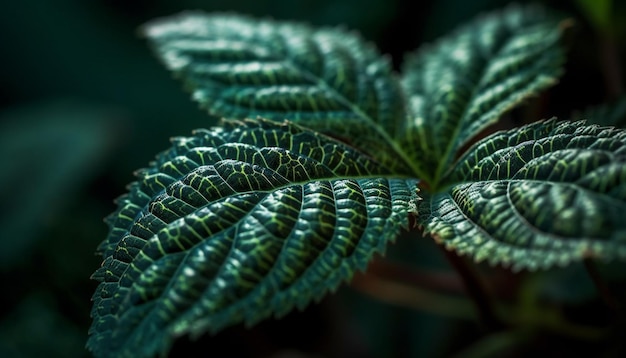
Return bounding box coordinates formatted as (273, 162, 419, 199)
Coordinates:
(352, 265, 607, 341)
(439, 247, 506, 331)
(365, 259, 466, 294)
(350, 272, 476, 320)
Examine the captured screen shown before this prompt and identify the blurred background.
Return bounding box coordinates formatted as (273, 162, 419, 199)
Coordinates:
(1, 0, 625, 357)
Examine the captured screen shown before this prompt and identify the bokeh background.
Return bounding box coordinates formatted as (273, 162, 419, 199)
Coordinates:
(1, 0, 625, 357)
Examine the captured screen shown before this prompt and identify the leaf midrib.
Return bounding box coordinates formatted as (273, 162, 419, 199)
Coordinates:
(269, 32, 426, 180)
(156, 20, 426, 179)
(447, 178, 626, 239)
(115, 173, 415, 352)
(430, 22, 559, 189)
(430, 32, 501, 189)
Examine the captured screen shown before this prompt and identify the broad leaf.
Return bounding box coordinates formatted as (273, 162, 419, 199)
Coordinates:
(87, 118, 418, 358)
(142, 13, 418, 175)
(401, 5, 566, 187)
(420, 119, 626, 271)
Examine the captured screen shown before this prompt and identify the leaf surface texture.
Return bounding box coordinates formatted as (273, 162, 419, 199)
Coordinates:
(421, 120, 626, 270)
(401, 5, 565, 185)
(143, 13, 415, 174)
(87, 118, 418, 357)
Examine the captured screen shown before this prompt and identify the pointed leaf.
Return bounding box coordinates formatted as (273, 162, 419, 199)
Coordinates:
(87, 118, 418, 358)
(421, 119, 626, 271)
(142, 13, 417, 175)
(401, 5, 566, 186)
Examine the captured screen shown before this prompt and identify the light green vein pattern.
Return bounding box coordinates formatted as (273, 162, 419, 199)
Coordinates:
(87, 118, 418, 358)
(142, 13, 413, 175)
(401, 4, 565, 186)
(421, 119, 626, 271)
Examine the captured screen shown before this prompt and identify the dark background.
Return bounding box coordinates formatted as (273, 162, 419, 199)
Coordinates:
(1, 0, 625, 357)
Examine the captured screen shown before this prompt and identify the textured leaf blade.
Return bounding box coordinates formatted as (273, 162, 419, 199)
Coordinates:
(401, 5, 566, 186)
(421, 119, 626, 271)
(87, 118, 418, 358)
(142, 13, 417, 175)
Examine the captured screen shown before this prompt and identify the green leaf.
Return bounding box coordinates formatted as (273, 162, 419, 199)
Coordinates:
(401, 5, 566, 187)
(87, 118, 418, 358)
(141, 12, 417, 176)
(420, 119, 626, 271)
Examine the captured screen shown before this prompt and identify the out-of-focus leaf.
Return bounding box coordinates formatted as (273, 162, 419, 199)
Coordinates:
(0, 100, 119, 270)
(449, 331, 530, 358)
(420, 119, 626, 271)
(573, 95, 626, 127)
(87, 118, 418, 358)
(532, 264, 597, 304)
(576, 0, 612, 32)
(142, 12, 418, 175)
(401, 4, 565, 187)
(0, 293, 88, 358)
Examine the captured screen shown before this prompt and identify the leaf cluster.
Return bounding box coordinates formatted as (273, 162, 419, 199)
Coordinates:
(88, 5, 626, 357)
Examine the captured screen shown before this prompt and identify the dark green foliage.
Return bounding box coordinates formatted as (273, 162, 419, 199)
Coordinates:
(420, 119, 626, 271)
(401, 4, 564, 186)
(142, 12, 413, 174)
(87, 4, 626, 358)
(87, 118, 417, 357)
